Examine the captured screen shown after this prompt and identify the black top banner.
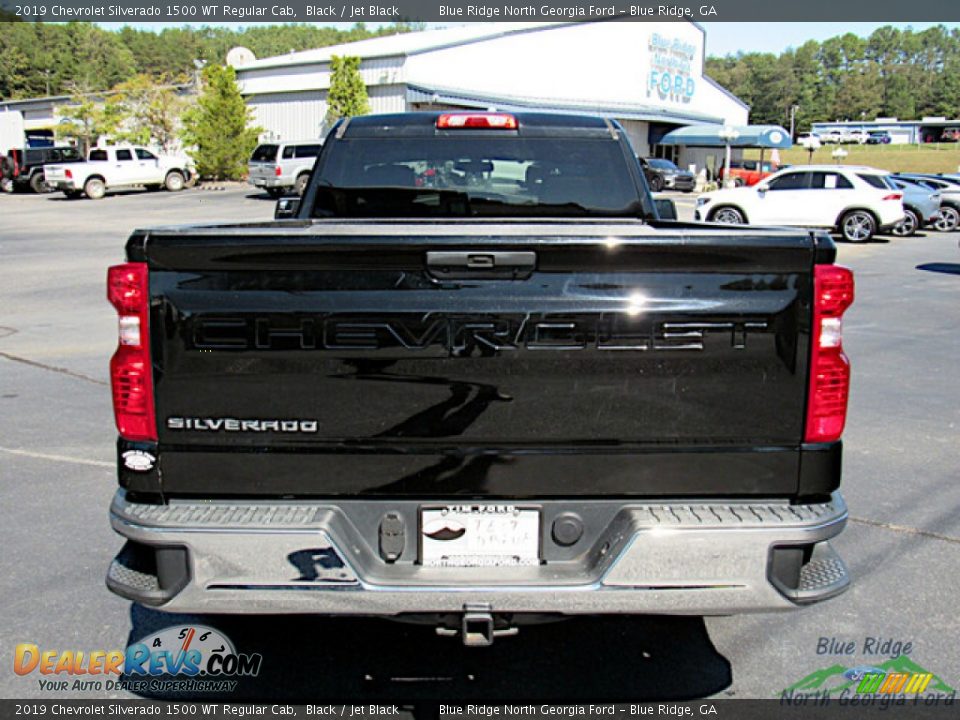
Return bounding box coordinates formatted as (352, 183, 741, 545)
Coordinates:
(2, 0, 960, 23)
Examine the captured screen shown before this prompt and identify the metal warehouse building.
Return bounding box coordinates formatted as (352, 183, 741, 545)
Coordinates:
(234, 21, 749, 174)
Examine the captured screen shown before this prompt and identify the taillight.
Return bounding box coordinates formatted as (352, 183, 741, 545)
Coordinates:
(107, 263, 156, 441)
(11, 151, 20, 178)
(437, 113, 518, 130)
(805, 265, 855, 443)
(275, 166, 282, 177)
(881, 193, 903, 201)
(65, 169, 72, 180)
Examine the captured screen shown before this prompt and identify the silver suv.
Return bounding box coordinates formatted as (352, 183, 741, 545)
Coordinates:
(248, 140, 322, 197)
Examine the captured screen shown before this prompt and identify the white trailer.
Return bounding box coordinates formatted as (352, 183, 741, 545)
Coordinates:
(0, 111, 25, 155)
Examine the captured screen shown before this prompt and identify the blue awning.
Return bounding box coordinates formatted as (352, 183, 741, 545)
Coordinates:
(659, 124, 793, 149)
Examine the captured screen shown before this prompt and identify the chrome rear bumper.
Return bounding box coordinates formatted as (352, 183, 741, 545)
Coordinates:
(107, 490, 849, 616)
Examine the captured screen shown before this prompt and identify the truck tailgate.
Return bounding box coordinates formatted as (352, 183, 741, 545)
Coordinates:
(136, 220, 819, 498)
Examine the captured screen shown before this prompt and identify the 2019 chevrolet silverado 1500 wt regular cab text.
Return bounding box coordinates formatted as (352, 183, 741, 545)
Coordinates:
(105, 112, 854, 646)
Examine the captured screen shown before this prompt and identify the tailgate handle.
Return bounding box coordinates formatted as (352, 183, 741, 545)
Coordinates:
(426, 251, 536, 280)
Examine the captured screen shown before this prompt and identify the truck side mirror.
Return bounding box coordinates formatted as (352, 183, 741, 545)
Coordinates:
(653, 197, 678, 220)
(274, 196, 300, 219)
(756, 182, 771, 193)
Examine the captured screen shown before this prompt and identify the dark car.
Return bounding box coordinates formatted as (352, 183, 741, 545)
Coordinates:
(638, 156, 696, 192)
(4, 146, 84, 193)
(865, 131, 892, 145)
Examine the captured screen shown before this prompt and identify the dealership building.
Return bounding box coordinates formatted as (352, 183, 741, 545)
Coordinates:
(233, 21, 749, 173)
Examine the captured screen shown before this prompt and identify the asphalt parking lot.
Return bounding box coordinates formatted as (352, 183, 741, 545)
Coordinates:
(1, 187, 958, 701)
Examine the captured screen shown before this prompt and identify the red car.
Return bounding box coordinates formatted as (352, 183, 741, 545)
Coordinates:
(718, 159, 779, 187)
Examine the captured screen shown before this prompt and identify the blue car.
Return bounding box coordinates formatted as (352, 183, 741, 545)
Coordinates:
(886, 176, 942, 236)
(895, 173, 960, 232)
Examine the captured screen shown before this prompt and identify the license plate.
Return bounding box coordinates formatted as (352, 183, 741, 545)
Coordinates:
(420, 505, 540, 567)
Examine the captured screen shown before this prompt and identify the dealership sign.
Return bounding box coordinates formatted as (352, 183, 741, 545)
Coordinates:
(648, 33, 697, 103)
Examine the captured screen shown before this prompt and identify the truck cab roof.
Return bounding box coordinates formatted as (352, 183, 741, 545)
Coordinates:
(341, 111, 619, 139)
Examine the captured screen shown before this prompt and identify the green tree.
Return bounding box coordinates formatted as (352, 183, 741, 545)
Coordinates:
(0, 37, 31, 99)
(55, 86, 124, 155)
(113, 74, 186, 151)
(180, 64, 261, 180)
(325, 55, 370, 127)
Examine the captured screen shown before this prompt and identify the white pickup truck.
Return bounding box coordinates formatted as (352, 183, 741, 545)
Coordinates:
(45, 146, 194, 199)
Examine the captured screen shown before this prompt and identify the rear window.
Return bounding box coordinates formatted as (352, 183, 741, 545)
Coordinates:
(251, 144, 278, 162)
(312, 136, 641, 218)
(294, 144, 321, 159)
(89, 150, 108, 162)
(857, 174, 888, 189)
(648, 158, 678, 171)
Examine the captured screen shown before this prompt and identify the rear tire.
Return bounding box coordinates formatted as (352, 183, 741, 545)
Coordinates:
(892, 208, 919, 237)
(709, 206, 746, 224)
(30, 172, 49, 193)
(83, 177, 106, 200)
(164, 171, 185, 192)
(839, 209, 876, 243)
(649, 175, 664, 192)
(934, 205, 960, 232)
(295, 173, 310, 196)
(734, 177, 745, 187)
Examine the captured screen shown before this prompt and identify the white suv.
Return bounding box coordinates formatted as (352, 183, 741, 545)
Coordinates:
(696, 165, 906, 242)
(248, 140, 322, 197)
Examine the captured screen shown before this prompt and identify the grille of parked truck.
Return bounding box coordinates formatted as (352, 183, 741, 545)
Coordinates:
(105, 112, 853, 646)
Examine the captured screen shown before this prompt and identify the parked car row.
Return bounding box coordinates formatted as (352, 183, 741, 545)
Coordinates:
(2, 144, 195, 199)
(2, 139, 324, 201)
(695, 164, 955, 243)
(802, 130, 892, 145)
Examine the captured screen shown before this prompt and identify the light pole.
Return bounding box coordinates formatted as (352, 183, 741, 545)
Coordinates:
(832, 147, 848, 164)
(801, 134, 821, 164)
(789, 104, 799, 140)
(719, 125, 740, 188)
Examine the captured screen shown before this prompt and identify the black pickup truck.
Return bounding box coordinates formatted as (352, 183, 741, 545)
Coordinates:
(106, 112, 853, 646)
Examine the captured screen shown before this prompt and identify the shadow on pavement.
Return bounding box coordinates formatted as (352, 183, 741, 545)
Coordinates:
(917, 262, 960, 275)
(124, 604, 731, 702)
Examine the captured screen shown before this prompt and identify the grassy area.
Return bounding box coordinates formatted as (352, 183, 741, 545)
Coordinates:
(743, 144, 960, 173)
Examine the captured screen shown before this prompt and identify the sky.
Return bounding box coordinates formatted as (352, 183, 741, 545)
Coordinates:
(95, 21, 960, 56)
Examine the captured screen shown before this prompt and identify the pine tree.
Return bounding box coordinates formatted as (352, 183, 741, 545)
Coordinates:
(325, 56, 370, 127)
(180, 65, 261, 180)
